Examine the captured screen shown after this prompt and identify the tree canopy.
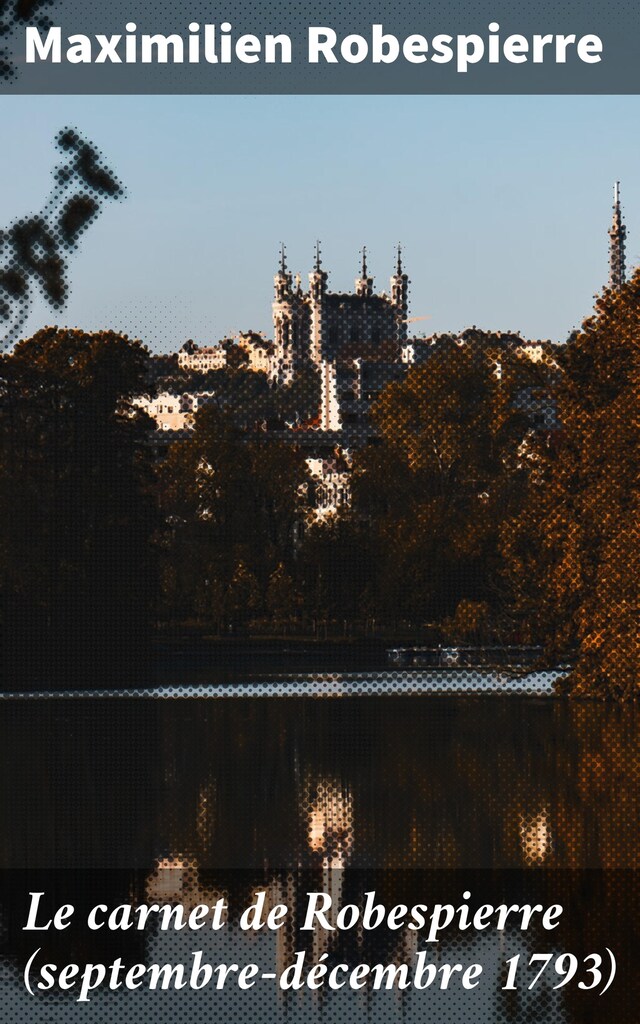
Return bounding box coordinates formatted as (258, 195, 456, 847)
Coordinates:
(503, 273, 640, 698)
(0, 327, 157, 683)
(342, 335, 553, 628)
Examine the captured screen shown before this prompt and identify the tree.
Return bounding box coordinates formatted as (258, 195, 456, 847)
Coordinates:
(0, 327, 157, 685)
(446, 598, 490, 643)
(194, 566, 226, 634)
(346, 334, 549, 630)
(157, 404, 309, 630)
(265, 562, 296, 626)
(504, 273, 640, 698)
(226, 561, 260, 629)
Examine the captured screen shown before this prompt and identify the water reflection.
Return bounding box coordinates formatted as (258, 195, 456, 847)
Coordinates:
(0, 696, 634, 872)
(519, 808, 553, 865)
(306, 777, 354, 866)
(0, 695, 639, 870)
(0, 690, 638, 1021)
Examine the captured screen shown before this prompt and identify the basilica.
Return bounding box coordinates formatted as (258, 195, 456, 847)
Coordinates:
(144, 182, 628, 518)
(270, 243, 408, 383)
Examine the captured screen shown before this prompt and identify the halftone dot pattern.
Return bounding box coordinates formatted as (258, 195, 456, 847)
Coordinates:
(0, 108, 639, 1024)
(0, 1, 56, 82)
(0, 128, 124, 347)
(1, 699, 639, 1021)
(1, 1, 639, 93)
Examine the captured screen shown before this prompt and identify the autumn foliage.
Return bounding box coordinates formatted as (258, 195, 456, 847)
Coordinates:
(0, 286, 638, 699)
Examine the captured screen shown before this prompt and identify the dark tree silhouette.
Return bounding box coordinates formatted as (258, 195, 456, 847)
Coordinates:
(503, 272, 640, 698)
(0, 327, 158, 687)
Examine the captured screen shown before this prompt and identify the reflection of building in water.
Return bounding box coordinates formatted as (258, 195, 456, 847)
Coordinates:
(196, 780, 216, 851)
(304, 776, 354, 963)
(139, 858, 566, 1022)
(306, 776, 354, 869)
(518, 808, 553, 865)
(146, 855, 228, 921)
(146, 855, 195, 902)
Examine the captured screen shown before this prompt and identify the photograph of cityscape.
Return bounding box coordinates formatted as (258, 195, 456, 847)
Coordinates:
(1, 94, 639, 1023)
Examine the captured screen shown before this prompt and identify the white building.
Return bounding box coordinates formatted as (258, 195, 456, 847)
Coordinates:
(177, 340, 227, 373)
(306, 453, 352, 524)
(236, 331, 274, 375)
(134, 391, 197, 432)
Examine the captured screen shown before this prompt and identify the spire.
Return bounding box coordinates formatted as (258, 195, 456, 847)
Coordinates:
(390, 242, 409, 344)
(309, 239, 328, 306)
(609, 181, 626, 291)
(355, 245, 373, 298)
(274, 242, 292, 302)
(309, 240, 327, 364)
(396, 242, 403, 276)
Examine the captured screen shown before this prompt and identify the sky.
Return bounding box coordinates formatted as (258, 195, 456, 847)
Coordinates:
(1, 93, 639, 353)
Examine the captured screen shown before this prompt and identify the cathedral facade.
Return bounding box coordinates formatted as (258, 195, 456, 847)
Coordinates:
(270, 244, 409, 388)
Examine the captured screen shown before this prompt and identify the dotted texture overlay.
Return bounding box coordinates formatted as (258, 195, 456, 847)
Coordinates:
(2, 0, 640, 93)
(0, 701, 639, 1021)
(0, 113, 639, 1024)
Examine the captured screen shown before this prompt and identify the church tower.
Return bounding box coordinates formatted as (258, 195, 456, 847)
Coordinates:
(609, 181, 626, 291)
(390, 243, 409, 344)
(355, 246, 373, 298)
(309, 241, 328, 365)
(272, 244, 295, 384)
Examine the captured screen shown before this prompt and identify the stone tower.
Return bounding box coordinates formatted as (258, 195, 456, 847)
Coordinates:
(609, 181, 626, 291)
(390, 243, 409, 343)
(355, 246, 374, 299)
(308, 241, 328, 366)
(272, 243, 309, 385)
(270, 243, 410, 429)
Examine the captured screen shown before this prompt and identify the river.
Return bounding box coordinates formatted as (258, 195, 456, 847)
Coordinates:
(0, 674, 638, 1022)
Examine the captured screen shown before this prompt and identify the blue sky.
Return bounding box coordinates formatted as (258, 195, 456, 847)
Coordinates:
(1, 94, 639, 352)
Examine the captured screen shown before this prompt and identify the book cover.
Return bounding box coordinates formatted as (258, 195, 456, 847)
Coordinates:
(0, 3, 637, 1022)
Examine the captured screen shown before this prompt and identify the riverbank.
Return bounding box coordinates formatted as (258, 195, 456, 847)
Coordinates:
(0, 667, 565, 700)
(0, 636, 563, 695)
(155, 634, 393, 674)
